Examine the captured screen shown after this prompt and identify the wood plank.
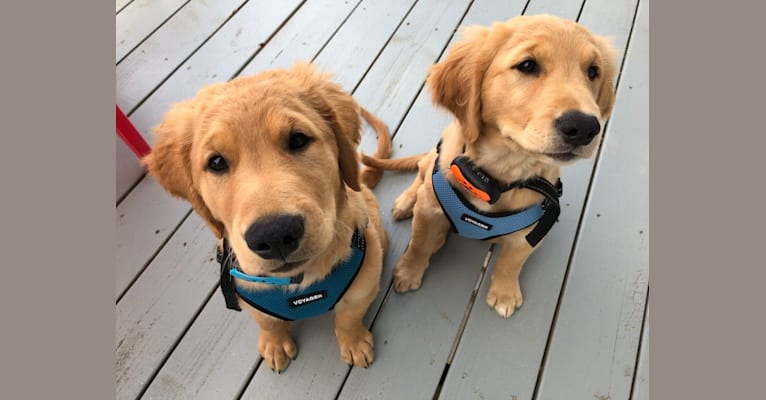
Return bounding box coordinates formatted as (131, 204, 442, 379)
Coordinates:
(524, 0, 584, 17)
(116, 0, 188, 62)
(632, 305, 649, 400)
(536, 1, 648, 399)
(339, 1, 534, 398)
(116, 0, 135, 14)
(141, 293, 263, 400)
(238, 0, 362, 76)
(116, 0, 303, 299)
(126, 0, 305, 148)
(310, 0, 418, 91)
(115, 177, 189, 300)
(115, 0, 249, 113)
(438, 0, 641, 398)
(116, 214, 219, 400)
(116, 136, 145, 202)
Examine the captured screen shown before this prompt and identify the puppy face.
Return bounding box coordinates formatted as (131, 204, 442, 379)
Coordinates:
(144, 63, 362, 277)
(428, 15, 617, 165)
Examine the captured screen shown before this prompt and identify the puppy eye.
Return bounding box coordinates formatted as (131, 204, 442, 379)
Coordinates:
(587, 65, 600, 80)
(515, 59, 539, 75)
(207, 154, 229, 173)
(288, 131, 312, 152)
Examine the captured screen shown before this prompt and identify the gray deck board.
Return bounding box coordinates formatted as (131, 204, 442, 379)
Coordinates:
(115, 0, 188, 62)
(116, 214, 219, 400)
(114, 0, 648, 398)
(115, 178, 189, 300)
(115, 0, 252, 113)
(632, 305, 649, 400)
(116, 138, 145, 202)
(536, 0, 648, 399)
(438, 0, 641, 399)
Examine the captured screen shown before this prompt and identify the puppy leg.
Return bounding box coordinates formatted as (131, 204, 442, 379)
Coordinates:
(392, 185, 451, 292)
(391, 171, 424, 220)
(334, 293, 376, 368)
(250, 310, 297, 372)
(486, 235, 537, 318)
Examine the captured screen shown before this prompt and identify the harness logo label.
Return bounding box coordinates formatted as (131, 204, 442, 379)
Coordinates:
(460, 214, 493, 231)
(288, 290, 327, 308)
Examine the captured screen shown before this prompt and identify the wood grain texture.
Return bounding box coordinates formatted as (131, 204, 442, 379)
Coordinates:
(116, 0, 188, 62)
(536, 1, 648, 399)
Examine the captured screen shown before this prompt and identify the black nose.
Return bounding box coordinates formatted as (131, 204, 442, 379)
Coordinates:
(555, 110, 601, 147)
(244, 214, 305, 260)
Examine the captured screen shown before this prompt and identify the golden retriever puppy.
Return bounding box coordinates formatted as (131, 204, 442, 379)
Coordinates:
(362, 15, 617, 318)
(143, 62, 392, 371)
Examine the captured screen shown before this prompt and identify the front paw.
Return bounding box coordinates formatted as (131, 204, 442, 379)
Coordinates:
(392, 261, 424, 293)
(336, 327, 375, 368)
(486, 279, 524, 318)
(258, 331, 298, 373)
(392, 193, 416, 220)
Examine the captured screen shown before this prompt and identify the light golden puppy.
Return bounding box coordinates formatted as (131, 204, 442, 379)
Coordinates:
(144, 63, 392, 371)
(363, 15, 617, 318)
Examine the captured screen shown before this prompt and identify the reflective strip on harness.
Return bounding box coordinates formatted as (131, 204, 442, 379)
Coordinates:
(432, 169, 545, 241)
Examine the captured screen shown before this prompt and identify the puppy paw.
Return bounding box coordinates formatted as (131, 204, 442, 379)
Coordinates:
(258, 332, 298, 373)
(392, 264, 424, 293)
(391, 194, 415, 220)
(336, 327, 374, 368)
(486, 280, 524, 318)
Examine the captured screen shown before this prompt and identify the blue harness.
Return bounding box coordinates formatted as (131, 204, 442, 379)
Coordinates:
(217, 229, 366, 321)
(432, 143, 563, 246)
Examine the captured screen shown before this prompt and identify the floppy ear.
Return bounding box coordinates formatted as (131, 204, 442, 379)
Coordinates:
(427, 25, 496, 144)
(294, 62, 362, 191)
(142, 101, 225, 238)
(594, 35, 618, 119)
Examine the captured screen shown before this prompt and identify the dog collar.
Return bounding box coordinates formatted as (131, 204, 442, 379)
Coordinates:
(217, 229, 366, 321)
(432, 140, 562, 246)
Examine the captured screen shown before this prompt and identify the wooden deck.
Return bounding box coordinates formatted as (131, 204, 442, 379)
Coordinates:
(115, 0, 648, 399)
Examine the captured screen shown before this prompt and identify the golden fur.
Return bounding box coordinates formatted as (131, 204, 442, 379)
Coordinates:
(143, 62, 391, 371)
(363, 15, 617, 318)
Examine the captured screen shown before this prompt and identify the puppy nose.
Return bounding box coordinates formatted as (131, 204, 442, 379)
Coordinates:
(555, 110, 601, 147)
(244, 214, 304, 260)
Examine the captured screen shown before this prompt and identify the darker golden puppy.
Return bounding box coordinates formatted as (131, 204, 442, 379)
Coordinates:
(144, 63, 391, 371)
(363, 15, 617, 318)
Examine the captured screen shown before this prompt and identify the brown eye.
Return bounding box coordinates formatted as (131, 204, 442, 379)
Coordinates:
(587, 65, 600, 80)
(207, 154, 228, 173)
(515, 59, 539, 75)
(288, 131, 312, 152)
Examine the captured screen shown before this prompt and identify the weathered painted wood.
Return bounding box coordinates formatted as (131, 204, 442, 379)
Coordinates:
(116, 214, 219, 400)
(340, 1, 532, 399)
(632, 305, 649, 400)
(116, 0, 303, 300)
(524, 0, 584, 18)
(536, 1, 648, 399)
(115, 177, 189, 300)
(116, 136, 145, 202)
(311, 0, 417, 92)
(115, 0, 249, 113)
(238, 0, 362, 76)
(116, 0, 135, 14)
(115, 0, 188, 62)
(141, 293, 263, 400)
(126, 0, 304, 145)
(439, 0, 641, 398)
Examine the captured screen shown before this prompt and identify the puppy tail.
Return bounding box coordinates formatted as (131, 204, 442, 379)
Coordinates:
(360, 153, 425, 172)
(359, 107, 393, 188)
